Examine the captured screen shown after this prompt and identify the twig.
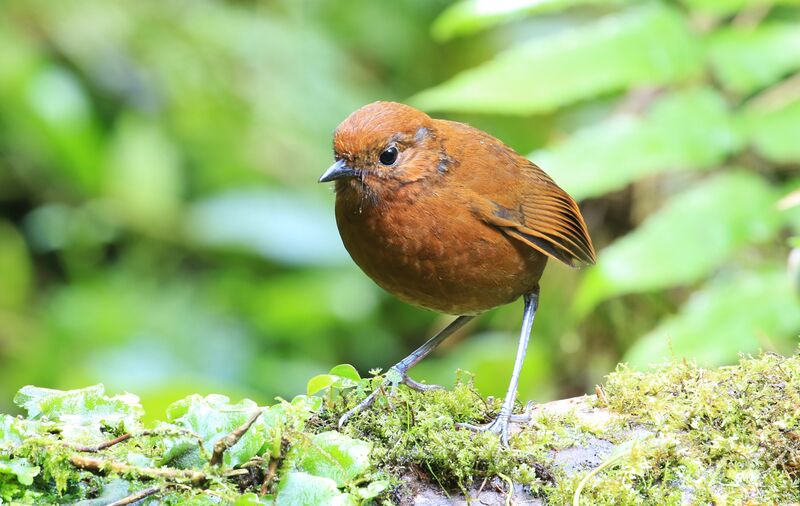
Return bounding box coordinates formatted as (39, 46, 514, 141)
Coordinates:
(66, 433, 132, 452)
(497, 472, 514, 506)
(210, 410, 263, 466)
(69, 455, 206, 486)
(614, 87, 662, 117)
(732, 2, 771, 28)
(107, 486, 161, 506)
(747, 72, 800, 113)
(261, 459, 278, 495)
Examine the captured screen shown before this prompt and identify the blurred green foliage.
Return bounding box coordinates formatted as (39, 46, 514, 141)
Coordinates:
(0, 0, 798, 419)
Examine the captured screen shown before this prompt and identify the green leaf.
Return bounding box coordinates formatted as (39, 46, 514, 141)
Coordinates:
(535, 88, 740, 200)
(624, 270, 800, 368)
(307, 375, 337, 396)
(741, 98, 800, 163)
(0, 221, 32, 311)
(275, 472, 357, 506)
(707, 24, 800, 95)
(358, 479, 390, 499)
(0, 457, 40, 486)
(290, 431, 371, 487)
(0, 415, 35, 447)
(576, 172, 781, 313)
(166, 394, 267, 467)
(0, 35, 105, 195)
(431, 0, 636, 41)
(104, 115, 184, 233)
(13, 385, 143, 440)
(411, 5, 701, 114)
(327, 364, 360, 382)
(681, 0, 800, 16)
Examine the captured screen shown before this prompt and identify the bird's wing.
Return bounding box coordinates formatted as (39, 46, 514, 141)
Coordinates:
(471, 163, 596, 268)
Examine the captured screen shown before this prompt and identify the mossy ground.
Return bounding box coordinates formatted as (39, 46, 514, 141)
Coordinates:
(2, 353, 800, 504)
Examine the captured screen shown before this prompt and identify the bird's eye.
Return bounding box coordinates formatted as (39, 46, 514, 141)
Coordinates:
(379, 146, 398, 166)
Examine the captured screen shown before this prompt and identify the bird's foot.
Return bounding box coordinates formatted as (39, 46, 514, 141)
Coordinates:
(337, 367, 442, 429)
(458, 401, 539, 446)
(458, 414, 512, 447)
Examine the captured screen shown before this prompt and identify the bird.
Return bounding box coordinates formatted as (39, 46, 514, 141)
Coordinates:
(319, 101, 595, 446)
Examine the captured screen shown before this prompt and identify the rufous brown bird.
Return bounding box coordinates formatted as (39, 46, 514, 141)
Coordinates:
(319, 102, 595, 445)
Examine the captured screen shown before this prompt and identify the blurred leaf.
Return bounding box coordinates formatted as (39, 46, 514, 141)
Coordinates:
(411, 5, 701, 114)
(186, 188, 348, 266)
(624, 270, 800, 367)
(166, 394, 265, 467)
(432, 0, 635, 41)
(577, 172, 781, 313)
(535, 88, 740, 200)
(681, 0, 800, 16)
(275, 472, 357, 506)
(742, 97, 800, 163)
(0, 221, 32, 311)
(707, 24, 800, 95)
(289, 431, 371, 487)
(0, 457, 40, 486)
(13, 384, 142, 442)
(105, 115, 184, 233)
(0, 23, 105, 194)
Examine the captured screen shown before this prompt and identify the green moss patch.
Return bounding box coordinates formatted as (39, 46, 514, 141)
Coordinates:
(2, 354, 800, 504)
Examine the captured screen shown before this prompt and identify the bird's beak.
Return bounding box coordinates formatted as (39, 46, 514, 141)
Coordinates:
(319, 160, 358, 183)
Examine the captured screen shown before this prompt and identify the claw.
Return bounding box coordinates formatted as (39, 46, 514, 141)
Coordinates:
(337, 371, 438, 429)
(458, 414, 512, 447)
(402, 375, 443, 392)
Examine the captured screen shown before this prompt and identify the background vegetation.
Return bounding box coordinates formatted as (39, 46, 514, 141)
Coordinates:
(0, 0, 799, 421)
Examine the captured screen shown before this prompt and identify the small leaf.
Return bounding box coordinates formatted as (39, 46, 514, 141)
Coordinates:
(431, 0, 636, 41)
(576, 172, 781, 313)
(307, 375, 337, 396)
(276, 472, 357, 506)
(707, 23, 800, 95)
(411, 5, 701, 114)
(328, 364, 361, 382)
(290, 431, 371, 487)
(0, 457, 40, 486)
(12, 384, 142, 441)
(166, 394, 268, 467)
(535, 88, 740, 200)
(358, 479, 390, 499)
(624, 270, 800, 367)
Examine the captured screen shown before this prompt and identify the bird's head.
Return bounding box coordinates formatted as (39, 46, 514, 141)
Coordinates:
(319, 102, 445, 198)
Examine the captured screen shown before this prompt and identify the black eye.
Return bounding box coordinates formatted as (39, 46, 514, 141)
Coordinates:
(379, 146, 398, 166)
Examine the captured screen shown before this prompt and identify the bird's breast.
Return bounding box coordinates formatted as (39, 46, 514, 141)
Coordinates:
(334, 186, 546, 315)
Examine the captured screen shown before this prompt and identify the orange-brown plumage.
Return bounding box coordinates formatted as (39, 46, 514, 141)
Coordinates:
(327, 101, 594, 315)
(320, 101, 595, 443)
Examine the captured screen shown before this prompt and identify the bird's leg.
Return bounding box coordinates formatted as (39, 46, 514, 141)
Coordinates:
(338, 315, 474, 429)
(459, 288, 539, 446)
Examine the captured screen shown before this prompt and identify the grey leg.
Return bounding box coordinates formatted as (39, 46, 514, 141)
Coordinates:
(459, 288, 539, 446)
(338, 315, 474, 429)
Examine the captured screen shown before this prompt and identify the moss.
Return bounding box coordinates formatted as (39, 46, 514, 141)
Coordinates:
(319, 353, 800, 504)
(3, 353, 800, 504)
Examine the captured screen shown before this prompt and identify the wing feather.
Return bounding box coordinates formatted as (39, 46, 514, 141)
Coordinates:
(473, 163, 596, 267)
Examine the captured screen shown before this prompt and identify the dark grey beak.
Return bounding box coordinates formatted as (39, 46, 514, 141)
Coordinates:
(319, 160, 358, 183)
